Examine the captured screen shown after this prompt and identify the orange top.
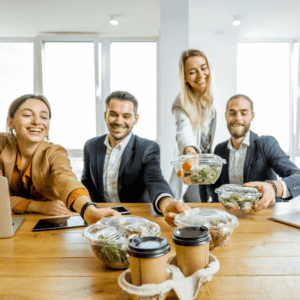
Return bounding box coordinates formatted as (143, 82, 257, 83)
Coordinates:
(11, 152, 89, 214)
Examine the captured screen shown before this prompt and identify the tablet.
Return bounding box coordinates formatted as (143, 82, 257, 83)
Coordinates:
(270, 212, 300, 228)
(32, 215, 88, 231)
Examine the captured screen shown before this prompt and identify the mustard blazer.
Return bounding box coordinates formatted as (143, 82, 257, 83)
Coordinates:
(0, 133, 87, 209)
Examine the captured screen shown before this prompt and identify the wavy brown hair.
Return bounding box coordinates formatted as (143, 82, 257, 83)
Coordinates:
(175, 49, 214, 130)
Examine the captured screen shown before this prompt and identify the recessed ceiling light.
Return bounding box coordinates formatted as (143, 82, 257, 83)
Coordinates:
(232, 15, 241, 26)
(110, 15, 118, 25)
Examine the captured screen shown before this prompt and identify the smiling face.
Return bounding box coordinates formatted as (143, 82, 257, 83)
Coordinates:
(7, 98, 50, 146)
(225, 97, 255, 140)
(184, 56, 210, 95)
(104, 99, 139, 147)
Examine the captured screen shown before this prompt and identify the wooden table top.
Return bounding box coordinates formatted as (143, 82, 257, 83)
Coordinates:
(1, 202, 300, 300)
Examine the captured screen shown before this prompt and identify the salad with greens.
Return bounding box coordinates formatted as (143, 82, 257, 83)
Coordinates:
(178, 164, 221, 185)
(84, 216, 161, 269)
(216, 184, 262, 213)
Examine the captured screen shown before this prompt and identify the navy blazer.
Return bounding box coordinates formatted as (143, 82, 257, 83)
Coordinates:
(81, 134, 174, 215)
(207, 131, 300, 202)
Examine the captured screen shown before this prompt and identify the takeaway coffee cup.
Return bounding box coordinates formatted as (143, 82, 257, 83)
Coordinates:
(172, 226, 211, 277)
(127, 236, 171, 286)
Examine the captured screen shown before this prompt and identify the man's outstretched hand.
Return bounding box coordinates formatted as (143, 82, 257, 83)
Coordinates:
(159, 197, 190, 227)
(244, 181, 276, 211)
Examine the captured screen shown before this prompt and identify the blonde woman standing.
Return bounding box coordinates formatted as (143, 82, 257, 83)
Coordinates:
(169, 49, 217, 202)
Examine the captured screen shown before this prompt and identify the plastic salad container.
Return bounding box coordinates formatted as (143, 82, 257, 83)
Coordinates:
(83, 216, 161, 269)
(215, 184, 262, 213)
(171, 153, 226, 185)
(174, 208, 238, 250)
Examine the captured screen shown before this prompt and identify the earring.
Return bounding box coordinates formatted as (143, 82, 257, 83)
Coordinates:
(9, 129, 16, 137)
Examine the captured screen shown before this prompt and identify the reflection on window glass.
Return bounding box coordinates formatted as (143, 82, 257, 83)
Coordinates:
(44, 42, 99, 149)
(0, 42, 34, 132)
(237, 43, 290, 152)
(110, 42, 157, 140)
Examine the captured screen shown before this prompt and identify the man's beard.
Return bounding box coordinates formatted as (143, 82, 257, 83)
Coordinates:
(228, 122, 250, 139)
(109, 123, 133, 140)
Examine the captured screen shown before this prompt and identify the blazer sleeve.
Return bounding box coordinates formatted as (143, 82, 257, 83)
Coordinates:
(173, 107, 201, 155)
(141, 141, 174, 213)
(81, 141, 100, 202)
(262, 136, 300, 200)
(45, 145, 89, 206)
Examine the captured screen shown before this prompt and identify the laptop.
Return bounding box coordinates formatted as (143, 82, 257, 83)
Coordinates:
(270, 212, 300, 228)
(0, 176, 24, 238)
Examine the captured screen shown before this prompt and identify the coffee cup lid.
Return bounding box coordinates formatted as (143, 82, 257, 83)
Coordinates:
(127, 236, 170, 258)
(172, 226, 211, 246)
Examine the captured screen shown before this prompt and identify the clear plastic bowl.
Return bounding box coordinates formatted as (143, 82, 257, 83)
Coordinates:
(215, 184, 262, 213)
(83, 216, 161, 269)
(171, 153, 226, 185)
(174, 207, 238, 250)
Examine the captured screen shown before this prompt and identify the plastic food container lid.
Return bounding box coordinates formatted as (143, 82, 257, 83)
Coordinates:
(98, 215, 160, 235)
(174, 207, 238, 229)
(127, 236, 170, 258)
(84, 216, 161, 242)
(215, 184, 262, 198)
(171, 153, 227, 165)
(172, 226, 211, 246)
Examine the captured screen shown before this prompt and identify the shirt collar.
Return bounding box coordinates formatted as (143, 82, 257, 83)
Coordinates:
(104, 132, 133, 151)
(16, 151, 32, 179)
(227, 130, 250, 151)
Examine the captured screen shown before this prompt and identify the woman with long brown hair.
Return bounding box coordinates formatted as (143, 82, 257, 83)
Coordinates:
(169, 49, 217, 202)
(0, 94, 120, 224)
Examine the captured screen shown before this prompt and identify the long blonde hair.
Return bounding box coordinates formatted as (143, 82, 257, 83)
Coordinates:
(176, 49, 214, 130)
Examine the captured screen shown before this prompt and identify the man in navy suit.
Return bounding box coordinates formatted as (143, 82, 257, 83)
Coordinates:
(82, 91, 189, 225)
(207, 94, 300, 211)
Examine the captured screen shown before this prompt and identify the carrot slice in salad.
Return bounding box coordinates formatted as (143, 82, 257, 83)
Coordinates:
(177, 170, 183, 177)
(182, 162, 192, 171)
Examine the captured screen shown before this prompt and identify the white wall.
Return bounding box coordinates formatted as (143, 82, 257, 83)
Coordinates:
(189, 31, 238, 150)
(159, 0, 189, 180)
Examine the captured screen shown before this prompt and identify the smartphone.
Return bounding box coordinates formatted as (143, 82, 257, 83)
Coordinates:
(110, 206, 131, 215)
(32, 215, 87, 231)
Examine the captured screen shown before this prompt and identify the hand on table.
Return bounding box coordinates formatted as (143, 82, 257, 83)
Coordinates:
(244, 181, 276, 211)
(84, 205, 121, 225)
(28, 200, 75, 216)
(159, 197, 190, 227)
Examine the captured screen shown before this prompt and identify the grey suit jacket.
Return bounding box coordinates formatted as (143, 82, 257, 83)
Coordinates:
(81, 134, 174, 215)
(207, 131, 300, 202)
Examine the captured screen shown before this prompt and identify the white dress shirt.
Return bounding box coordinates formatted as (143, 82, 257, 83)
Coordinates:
(227, 131, 291, 198)
(103, 133, 172, 210)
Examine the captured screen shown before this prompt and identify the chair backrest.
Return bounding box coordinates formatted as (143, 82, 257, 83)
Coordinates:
(0, 176, 14, 238)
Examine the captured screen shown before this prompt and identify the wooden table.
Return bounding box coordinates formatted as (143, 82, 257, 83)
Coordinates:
(1, 202, 300, 300)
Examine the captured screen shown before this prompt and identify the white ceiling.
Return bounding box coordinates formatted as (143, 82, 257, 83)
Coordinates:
(0, 0, 160, 38)
(190, 0, 300, 40)
(0, 0, 299, 39)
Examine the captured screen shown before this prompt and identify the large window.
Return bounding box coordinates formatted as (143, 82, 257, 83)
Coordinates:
(237, 42, 290, 152)
(110, 42, 157, 140)
(0, 42, 34, 132)
(44, 42, 97, 149)
(0, 37, 158, 179)
(237, 41, 300, 168)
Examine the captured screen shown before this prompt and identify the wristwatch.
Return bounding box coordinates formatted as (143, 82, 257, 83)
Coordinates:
(80, 201, 99, 219)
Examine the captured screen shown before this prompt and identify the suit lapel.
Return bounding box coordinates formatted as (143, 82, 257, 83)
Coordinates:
(1, 138, 17, 185)
(97, 136, 107, 196)
(222, 144, 230, 184)
(118, 134, 135, 196)
(243, 131, 258, 183)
